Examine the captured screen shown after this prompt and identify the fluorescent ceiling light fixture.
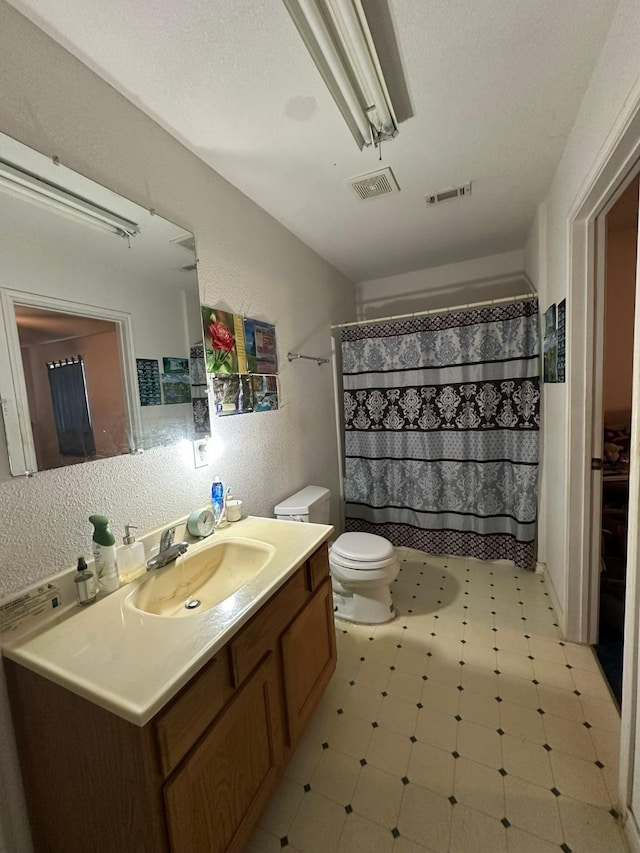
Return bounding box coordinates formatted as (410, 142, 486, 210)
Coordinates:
(0, 159, 140, 239)
(283, 0, 398, 149)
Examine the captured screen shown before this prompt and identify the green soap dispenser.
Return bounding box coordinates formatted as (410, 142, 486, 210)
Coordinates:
(89, 515, 120, 594)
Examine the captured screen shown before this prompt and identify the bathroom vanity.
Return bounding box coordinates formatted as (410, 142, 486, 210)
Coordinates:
(3, 517, 336, 853)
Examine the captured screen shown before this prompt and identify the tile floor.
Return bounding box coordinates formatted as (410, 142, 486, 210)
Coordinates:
(248, 549, 627, 853)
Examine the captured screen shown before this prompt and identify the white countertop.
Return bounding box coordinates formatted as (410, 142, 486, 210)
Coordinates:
(2, 517, 333, 726)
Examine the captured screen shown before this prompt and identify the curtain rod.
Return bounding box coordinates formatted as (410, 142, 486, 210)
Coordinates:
(330, 292, 537, 331)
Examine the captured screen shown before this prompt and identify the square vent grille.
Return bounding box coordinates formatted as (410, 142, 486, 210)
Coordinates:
(349, 167, 399, 201)
(425, 182, 472, 206)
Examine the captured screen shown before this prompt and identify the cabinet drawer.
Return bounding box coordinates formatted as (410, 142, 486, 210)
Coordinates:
(156, 652, 233, 777)
(306, 542, 330, 591)
(230, 566, 308, 687)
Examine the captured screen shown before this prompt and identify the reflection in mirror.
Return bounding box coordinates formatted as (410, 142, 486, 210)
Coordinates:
(0, 134, 205, 479)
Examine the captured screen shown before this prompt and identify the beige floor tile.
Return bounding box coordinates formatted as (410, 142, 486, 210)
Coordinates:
(532, 659, 574, 691)
(458, 688, 501, 729)
(336, 812, 394, 853)
(378, 695, 420, 737)
(397, 783, 452, 853)
(414, 706, 459, 751)
(505, 825, 563, 853)
(304, 703, 341, 743)
(550, 750, 610, 807)
(386, 669, 425, 705)
(494, 629, 530, 656)
(288, 791, 346, 853)
(365, 638, 402, 668)
(496, 675, 539, 709)
(460, 663, 499, 697)
(395, 648, 431, 678)
(285, 735, 325, 785)
(421, 679, 461, 716)
(456, 719, 503, 768)
(499, 701, 546, 744)
(563, 642, 600, 672)
(504, 776, 563, 844)
(246, 827, 284, 853)
(527, 637, 567, 665)
(570, 666, 613, 699)
(342, 683, 384, 723)
(351, 764, 405, 829)
(589, 725, 621, 768)
(430, 636, 464, 661)
(501, 734, 553, 788)
(453, 756, 505, 819)
(580, 693, 621, 732)
(310, 748, 361, 807)
(496, 651, 535, 681)
(357, 659, 393, 692)
(558, 797, 628, 853)
(536, 683, 584, 722)
(328, 712, 374, 760)
(432, 615, 466, 640)
(367, 726, 413, 777)
(543, 712, 597, 760)
(449, 803, 507, 853)
(317, 675, 351, 712)
(461, 644, 497, 670)
(407, 741, 455, 797)
(427, 656, 465, 687)
(463, 623, 499, 647)
(393, 837, 437, 853)
(259, 776, 305, 837)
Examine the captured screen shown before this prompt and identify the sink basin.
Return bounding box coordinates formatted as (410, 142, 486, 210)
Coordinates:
(129, 538, 276, 617)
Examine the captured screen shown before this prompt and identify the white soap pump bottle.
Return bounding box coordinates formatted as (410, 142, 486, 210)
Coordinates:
(118, 524, 147, 584)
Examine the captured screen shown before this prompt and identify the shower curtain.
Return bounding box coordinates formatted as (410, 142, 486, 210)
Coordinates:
(47, 356, 96, 458)
(342, 298, 540, 570)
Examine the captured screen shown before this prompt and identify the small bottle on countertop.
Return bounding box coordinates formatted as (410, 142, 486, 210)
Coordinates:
(118, 524, 147, 584)
(89, 515, 120, 594)
(211, 476, 224, 526)
(74, 556, 97, 606)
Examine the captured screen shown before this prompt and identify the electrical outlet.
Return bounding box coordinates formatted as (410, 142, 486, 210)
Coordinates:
(192, 438, 209, 469)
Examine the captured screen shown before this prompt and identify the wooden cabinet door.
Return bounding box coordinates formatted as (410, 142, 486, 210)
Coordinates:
(281, 578, 337, 745)
(164, 653, 283, 853)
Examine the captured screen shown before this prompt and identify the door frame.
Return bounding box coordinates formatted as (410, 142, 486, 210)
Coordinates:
(566, 89, 640, 823)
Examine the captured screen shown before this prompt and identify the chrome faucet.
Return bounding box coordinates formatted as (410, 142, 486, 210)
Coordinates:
(146, 525, 188, 571)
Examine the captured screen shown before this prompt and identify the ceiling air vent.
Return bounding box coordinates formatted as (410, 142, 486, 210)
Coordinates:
(425, 182, 472, 206)
(349, 167, 399, 201)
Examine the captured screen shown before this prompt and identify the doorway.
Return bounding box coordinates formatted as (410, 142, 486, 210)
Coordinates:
(594, 176, 640, 706)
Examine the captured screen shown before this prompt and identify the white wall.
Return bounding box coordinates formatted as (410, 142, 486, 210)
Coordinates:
(0, 3, 355, 850)
(526, 0, 640, 632)
(356, 249, 530, 318)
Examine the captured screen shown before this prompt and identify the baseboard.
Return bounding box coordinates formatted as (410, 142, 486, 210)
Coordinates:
(624, 807, 640, 853)
(541, 564, 565, 638)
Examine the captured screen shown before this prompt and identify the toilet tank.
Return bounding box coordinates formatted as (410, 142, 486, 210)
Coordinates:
(274, 485, 331, 523)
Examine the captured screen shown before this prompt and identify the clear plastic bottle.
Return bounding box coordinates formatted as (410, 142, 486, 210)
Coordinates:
(118, 524, 147, 584)
(74, 556, 97, 606)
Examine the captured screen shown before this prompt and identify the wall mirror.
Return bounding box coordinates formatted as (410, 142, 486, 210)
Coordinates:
(0, 133, 204, 480)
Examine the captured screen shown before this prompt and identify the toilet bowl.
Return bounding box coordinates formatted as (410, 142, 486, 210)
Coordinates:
(329, 532, 399, 624)
(274, 486, 399, 625)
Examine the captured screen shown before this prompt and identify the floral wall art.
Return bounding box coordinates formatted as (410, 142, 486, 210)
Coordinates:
(201, 304, 279, 417)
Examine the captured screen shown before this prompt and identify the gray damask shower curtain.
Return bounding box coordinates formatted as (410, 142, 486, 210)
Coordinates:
(342, 298, 540, 570)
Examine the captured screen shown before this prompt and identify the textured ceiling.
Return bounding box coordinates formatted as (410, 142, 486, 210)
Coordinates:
(8, 0, 619, 282)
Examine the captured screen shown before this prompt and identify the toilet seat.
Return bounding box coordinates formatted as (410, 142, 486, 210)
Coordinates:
(330, 532, 396, 571)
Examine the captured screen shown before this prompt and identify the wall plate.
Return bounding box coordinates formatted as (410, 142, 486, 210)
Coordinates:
(192, 438, 209, 469)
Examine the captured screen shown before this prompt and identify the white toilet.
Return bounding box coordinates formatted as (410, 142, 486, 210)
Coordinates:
(274, 486, 400, 624)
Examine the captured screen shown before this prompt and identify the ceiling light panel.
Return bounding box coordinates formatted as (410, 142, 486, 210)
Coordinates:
(282, 0, 398, 149)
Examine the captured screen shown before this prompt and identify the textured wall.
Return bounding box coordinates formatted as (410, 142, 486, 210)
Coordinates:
(0, 7, 355, 849)
(0, 1, 355, 597)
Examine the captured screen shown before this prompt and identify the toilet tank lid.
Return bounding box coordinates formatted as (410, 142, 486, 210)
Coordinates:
(274, 485, 330, 516)
(332, 532, 395, 561)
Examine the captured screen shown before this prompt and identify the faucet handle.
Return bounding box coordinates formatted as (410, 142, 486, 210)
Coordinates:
(159, 526, 176, 552)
